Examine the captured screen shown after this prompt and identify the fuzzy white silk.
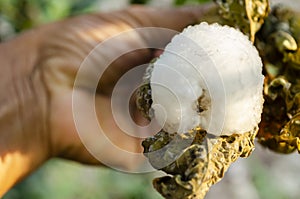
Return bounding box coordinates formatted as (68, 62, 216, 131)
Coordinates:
(150, 22, 264, 136)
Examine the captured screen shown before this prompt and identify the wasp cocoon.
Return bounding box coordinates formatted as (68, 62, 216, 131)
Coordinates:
(149, 22, 264, 136)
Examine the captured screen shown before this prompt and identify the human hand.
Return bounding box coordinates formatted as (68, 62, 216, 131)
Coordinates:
(0, 4, 213, 196)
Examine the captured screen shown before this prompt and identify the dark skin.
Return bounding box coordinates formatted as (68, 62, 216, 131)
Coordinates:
(0, 5, 213, 196)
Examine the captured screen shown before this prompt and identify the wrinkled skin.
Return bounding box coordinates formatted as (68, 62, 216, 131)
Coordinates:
(0, 5, 214, 196)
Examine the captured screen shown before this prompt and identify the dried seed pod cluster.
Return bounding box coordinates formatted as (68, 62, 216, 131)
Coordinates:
(138, 22, 264, 199)
(214, 0, 270, 42)
(142, 128, 257, 199)
(255, 6, 300, 154)
(138, 2, 300, 199)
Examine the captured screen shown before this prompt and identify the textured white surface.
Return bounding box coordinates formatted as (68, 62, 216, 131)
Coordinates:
(150, 22, 264, 135)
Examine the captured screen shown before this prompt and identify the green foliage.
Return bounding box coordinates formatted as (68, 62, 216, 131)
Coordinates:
(3, 159, 162, 199)
(0, 0, 99, 32)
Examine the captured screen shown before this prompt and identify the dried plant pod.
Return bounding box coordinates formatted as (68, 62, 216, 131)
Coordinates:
(255, 6, 300, 154)
(137, 2, 300, 199)
(136, 60, 155, 120)
(138, 22, 263, 199)
(258, 77, 300, 153)
(142, 128, 257, 199)
(214, 0, 270, 42)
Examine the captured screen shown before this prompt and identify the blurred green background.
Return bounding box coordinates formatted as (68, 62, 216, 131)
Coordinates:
(3, 159, 162, 199)
(0, 0, 299, 199)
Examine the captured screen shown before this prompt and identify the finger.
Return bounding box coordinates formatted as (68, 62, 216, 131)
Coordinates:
(54, 89, 146, 170)
(39, 4, 215, 94)
(110, 4, 216, 46)
(92, 4, 216, 94)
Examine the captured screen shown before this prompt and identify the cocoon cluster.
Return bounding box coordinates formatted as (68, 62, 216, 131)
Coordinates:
(150, 22, 264, 136)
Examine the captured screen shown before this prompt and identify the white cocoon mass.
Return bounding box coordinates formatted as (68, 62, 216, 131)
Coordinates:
(150, 22, 264, 136)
